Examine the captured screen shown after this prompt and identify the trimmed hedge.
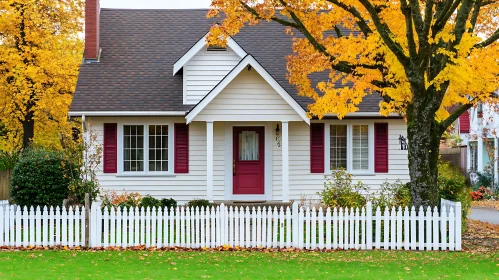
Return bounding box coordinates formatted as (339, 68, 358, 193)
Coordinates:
(10, 149, 77, 207)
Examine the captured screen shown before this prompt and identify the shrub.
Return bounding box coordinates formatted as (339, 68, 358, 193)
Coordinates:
(438, 160, 471, 231)
(371, 180, 411, 210)
(141, 195, 161, 209)
(186, 199, 213, 209)
(161, 198, 177, 209)
(470, 186, 491, 201)
(101, 190, 142, 210)
(318, 169, 368, 209)
(474, 172, 493, 190)
(0, 151, 18, 171)
(10, 148, 76, 207)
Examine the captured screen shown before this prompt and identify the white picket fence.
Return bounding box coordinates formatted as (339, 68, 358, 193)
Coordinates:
(0, 205, 85, 247)
(0, 201, 462, 251)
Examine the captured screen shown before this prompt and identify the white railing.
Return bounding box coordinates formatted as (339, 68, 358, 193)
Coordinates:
(0, 205, 86, 247)
(0, 201, 462, 251)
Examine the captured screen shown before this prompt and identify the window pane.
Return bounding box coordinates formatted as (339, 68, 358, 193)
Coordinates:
(239, 131, 259, 160)
(330, 125, 347, 169)
(352, 125, 369, 171)
(123, 125, 144, 172)
(148, 125, 169, 172)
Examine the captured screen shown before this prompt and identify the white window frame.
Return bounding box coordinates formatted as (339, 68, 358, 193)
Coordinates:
(323, 120, 375, 175)
(117, 121, 174, 176)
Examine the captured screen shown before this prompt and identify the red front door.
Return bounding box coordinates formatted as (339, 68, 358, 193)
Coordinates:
(233, 127, 265, 195)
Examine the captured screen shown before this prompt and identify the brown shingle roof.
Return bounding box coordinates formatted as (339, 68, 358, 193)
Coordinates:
(71, 9, 382, 114)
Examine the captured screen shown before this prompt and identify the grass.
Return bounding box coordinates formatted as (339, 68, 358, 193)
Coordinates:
(0, 250, 497, 279)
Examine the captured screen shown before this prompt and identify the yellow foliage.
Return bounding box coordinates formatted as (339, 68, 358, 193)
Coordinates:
(0, 0, 84, 151)
(208, 0, 499, 121)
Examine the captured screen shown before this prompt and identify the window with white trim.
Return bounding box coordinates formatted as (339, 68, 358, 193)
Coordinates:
(122, 124, 170, 173)
(328, 123, 372, 173)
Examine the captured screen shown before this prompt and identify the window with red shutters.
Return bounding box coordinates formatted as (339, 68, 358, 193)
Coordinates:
(174, 124, 189, 173)
(459, 111, 470, 133)
(374, 123, 388, 173)
(103, 123, 118, 173)
(310, 123, 325, 173)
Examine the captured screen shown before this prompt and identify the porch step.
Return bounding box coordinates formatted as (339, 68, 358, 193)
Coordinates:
(213, 201, 292, 210)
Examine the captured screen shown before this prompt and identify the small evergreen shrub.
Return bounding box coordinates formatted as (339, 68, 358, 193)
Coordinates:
(141, 195, 161, 209)
(10, 148, 76, 207)
(186, 199, 213, 209)
(161, 198, 177, 209)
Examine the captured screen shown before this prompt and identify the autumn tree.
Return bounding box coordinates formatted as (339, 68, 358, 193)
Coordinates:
(208, 0, 499, 207)
(0, 0, 84, 151)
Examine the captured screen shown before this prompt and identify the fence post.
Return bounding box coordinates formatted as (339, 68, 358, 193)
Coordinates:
(366, 202, 372, 250)
(455, 202, 462, 251)
(84, 193, 90, 248)
(292, 202, 298, 248)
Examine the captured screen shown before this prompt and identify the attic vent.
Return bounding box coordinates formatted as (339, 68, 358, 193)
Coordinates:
(207, 45, 227, 52)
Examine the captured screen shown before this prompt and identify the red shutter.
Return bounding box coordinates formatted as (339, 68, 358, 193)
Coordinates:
(374, 123, 389, 173)
(310, 123, 325, 173)
(174, 123, 189, 173)
(103, 123, 118, 173)
(459, 111, 470, 133)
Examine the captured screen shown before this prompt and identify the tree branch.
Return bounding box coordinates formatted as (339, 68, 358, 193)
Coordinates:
(401, 0, 418, 59)
(452, 0, 475, 45)
(439, 102, 474, 134)
(475, 28, 499, 48)
(357, 0, 410, 66)
(434, 0, 461, 35)
(469, 0, 482, 32)
(325, 0, 373, 36)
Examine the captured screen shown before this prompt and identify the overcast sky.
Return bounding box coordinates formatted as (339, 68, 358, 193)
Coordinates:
(101, 0, 212, 9)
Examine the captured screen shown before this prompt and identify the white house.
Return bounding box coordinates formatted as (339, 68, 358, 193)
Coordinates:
(69, 2, 409, 203)
(459, 103, 499, 183)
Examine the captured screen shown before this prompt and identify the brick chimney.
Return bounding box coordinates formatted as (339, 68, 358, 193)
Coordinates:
(84, 0, 100, 60)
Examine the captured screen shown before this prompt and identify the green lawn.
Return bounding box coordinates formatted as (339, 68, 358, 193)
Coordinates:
(0, 250, 496, 279)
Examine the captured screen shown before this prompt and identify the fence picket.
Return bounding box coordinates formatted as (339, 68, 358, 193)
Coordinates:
(256, 207, 261, 248)
(184, 207, 189, 248)
(396, 207, 402, 249)
(252, 207, 257, 248)
(234, 207, 239, 248)
(298, 207, 304, 249)
(433, 206, 439, 250)
(383, 207, 389, 250)
(374, 207, 381, 249)
(122, 207, 128, 249)
(103, 207, 109, 248)
(339, 208, 344, 249)
(440, 206, 447, 250)
(266, 207, 272, 248)
(418, 206, 424, 251)
(426, 206, 432, 251)
(280, 207, 285, 249)
(68, 206, 74, 248)
(345, 208, 350, 250)
(22, 206, 28, 247)
(311, 207, 316, 249)
(305, 207, 310, 249)
(390, 207, 396, 250)
(116, 207, 122, 248)
(15, 206, 21, 247)
(211, 207, 216, 248)
(318, 208, 324, 250)
(150, 207, 156, 248)
(403, 206, 409, 250)
(449, 207, 455, 251)
(286, 206, 291, 249)
(245, 206, 251, 248)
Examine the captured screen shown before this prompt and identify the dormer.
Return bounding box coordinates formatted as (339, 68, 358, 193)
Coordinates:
(173, 33, 247, 105)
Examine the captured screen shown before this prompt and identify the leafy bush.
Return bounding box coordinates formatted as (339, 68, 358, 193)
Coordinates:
(438, 160, 471, 230)
(141, 195, 162, 209)
(371, 180, 411, 210)
(101, 190, 142, 210)
(474, 172, 493, 190)
(186, 199, 213, 209)
(0, 151, 18, 171)
(470, 186, 492, 201)
(10, 148, 77, 207)
(318, 169, 368, 209)
(161, 198, 177, 209)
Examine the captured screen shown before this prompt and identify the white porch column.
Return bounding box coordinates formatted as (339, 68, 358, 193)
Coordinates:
(282, 121, 289, 202)
(477, 136, 484, 173)
(207, 121, 214, 202)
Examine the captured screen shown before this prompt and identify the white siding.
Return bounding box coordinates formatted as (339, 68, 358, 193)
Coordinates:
(88, 117, 409, 203)
(184, 47, 241, 105)
(194, 69, 303, 122)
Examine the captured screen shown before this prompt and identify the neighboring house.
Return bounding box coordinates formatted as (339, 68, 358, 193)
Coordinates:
(69, 1, 409, 203)
(459, 103, 499, 183)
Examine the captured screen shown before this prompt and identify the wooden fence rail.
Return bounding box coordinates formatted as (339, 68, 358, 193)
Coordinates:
(0, 170, 12, 200)
(0, 201, 462, 251)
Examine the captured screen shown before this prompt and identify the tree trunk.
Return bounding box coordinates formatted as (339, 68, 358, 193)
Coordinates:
(22, 110, 34, 149)
(406, 104, 442, 208)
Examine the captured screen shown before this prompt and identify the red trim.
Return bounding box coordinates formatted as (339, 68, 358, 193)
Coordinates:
(174, 124, 189, 173)
(374, 123, 388, 173)
(103, 123, 118, 173)
(310, 123, 325, 173)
